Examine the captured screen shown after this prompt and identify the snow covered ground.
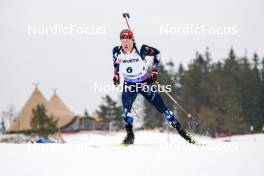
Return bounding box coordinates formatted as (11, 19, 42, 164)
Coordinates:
(0, 131, 264, 176)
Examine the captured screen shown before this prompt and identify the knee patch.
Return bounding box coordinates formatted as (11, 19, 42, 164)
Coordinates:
(163, 110, 181, 129)
(123, 109, 133, 125)
(163, 110, 176, 122)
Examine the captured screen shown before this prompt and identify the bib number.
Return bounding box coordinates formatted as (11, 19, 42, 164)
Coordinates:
(126, 67, 133, 73)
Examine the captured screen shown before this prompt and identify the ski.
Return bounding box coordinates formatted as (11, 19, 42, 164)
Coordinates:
(178, 128, 205, 147)
(115, 143, 134, 147)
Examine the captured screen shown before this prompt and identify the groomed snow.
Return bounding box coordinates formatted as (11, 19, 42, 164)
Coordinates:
(0, 131, 263, 176)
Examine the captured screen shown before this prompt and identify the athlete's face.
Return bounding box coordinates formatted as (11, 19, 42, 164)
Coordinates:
(121, 39, 133, 53)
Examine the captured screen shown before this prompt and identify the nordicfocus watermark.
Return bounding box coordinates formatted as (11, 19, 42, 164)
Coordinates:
(160, 24, 238, 36)
(27, 24, 106, 36)
(94, 82, 172, 93)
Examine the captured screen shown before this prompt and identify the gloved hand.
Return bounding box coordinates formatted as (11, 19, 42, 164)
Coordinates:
(113, 73, 120, 86)
(187, 113, 192, 118)
(150, 68, 158, 82)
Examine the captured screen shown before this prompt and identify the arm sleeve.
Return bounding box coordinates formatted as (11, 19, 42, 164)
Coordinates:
(112, 46, 120, 74)
(140, 44, 161, 71)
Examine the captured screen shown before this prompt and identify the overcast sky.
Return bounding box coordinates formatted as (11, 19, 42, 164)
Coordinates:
(0, 0, 263, 115)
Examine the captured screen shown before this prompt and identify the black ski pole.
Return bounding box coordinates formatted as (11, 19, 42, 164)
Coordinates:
(155, 81, 192, 118)
(122, 13, 131, 30)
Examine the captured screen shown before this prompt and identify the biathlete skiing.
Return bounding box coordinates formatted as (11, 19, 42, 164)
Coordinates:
(112, 13, 199, 146)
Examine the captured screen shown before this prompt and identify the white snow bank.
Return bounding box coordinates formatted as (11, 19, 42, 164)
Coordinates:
(0, 131, 263, 176)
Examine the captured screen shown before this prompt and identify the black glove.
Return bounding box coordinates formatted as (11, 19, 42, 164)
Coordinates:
(150, 68, 158, 82)
(113, 73, 120, 86)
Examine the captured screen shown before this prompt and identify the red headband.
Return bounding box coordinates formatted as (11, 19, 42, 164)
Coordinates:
(120, 31, 134, 40)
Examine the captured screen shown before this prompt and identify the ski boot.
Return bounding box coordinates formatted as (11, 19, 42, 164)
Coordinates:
(177, 128, 196, 144)
(122, 124, 135, 145)
(170, 115, 197, 145)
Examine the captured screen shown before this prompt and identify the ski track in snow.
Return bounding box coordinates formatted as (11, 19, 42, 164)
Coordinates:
(0, 131, 264, 176)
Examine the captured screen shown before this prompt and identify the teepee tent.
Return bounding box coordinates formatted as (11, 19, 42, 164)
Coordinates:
(8, 86, 50, 132)
(8, 87, 76, 133)
(48, 90, 75, 128)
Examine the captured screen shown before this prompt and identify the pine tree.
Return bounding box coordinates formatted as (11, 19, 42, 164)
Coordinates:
(261, 57, 264, 129)
(0, 119, 6, 133)
(179, 52, 210, 133)
(30, 104, 58, 138)
(96, 95, 123, 130)
(237, 54, 263, 131)
(178, 48, 251, 135)
(84, 109, 89, 116)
